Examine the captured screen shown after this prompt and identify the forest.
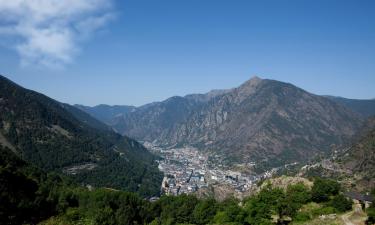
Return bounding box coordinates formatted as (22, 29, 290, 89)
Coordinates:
(0, 75, 163, 197)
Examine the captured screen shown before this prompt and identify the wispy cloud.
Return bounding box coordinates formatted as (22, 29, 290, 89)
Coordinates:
(0, 0, 114, 68)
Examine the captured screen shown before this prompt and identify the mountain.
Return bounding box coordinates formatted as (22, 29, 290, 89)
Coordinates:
(0, 143, 64, 224)
(62, 103, 113, 132)
(300, 117, 375, 191)
(75, 104, 136, 126)
(76, 90, 233, 137)
(0, 75, 162, 197)
(78, 77, 364, 169)
(340, 117, 375, 189)
(325, 96, 375, 117)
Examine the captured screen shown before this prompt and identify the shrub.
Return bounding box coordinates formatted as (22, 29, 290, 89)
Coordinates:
(293, 212, 311, 222)
(312, 206, 336, 216)
(311, 178, 340, 202)
(327, 194, 352, 213)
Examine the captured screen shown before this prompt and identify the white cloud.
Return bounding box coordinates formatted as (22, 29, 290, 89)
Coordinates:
(0, 0, 114, 68)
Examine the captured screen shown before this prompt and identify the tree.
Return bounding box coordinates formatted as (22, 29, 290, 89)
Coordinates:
(367, 207, 375, 225)
(244, 185, 284, 225)
(286, 183, 311, 205)
(212, 199, 246, 224)
(327, 194, 352, 212)
(192, 198, 218, 225)
(280, 184, 311, 218)
(311, 178, 340, 202)
(366, 189, 375, 225)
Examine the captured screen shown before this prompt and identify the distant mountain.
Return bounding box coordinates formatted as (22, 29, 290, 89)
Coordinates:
(75, 104, 136, 126)
(325, 96, 375, 117)
(79, 77, 364, 169)
(0, 75, 162, 197)
(62, 103, 113, 132)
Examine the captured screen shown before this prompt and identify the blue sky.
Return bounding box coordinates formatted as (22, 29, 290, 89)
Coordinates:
(0, 0, 374, 106)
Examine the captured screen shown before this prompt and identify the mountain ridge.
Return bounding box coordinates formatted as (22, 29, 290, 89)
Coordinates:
(324, 96, 375, 117)
(77, 77, 364, 169)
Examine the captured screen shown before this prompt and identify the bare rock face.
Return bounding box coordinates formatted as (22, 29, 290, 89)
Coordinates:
(79, 77, 364, 169)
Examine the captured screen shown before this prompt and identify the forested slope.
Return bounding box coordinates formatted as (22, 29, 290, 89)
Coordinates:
(0, 75, 162, 197)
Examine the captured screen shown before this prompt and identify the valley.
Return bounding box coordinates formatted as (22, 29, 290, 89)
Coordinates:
(148, 143, 296, 197)
(1, 74, 374, 225)
(1, 1, 374, 224)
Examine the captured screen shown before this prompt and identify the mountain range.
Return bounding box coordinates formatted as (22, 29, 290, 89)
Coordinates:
(0, 75, 162, 197)
(1, 74, 374, 225)
(325, 96, 375, 118)
(77, 77, 370, 169)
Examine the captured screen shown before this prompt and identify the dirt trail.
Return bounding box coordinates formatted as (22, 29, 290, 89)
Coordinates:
(340, 204, 366, 225)
(341, 211, 355, 225)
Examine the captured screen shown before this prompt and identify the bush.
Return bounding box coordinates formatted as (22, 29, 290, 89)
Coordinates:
(293, 212, 311, 222)
(286, 183, 311, 205)
(213, 200, 246, 224)
(311, 178, 340, 202)
(312, 206, 336, 216)
(327, 194, 352, 213)
(367, 207, 375, 224)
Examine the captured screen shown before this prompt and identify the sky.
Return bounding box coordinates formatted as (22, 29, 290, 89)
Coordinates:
(0, 0, 374, 106)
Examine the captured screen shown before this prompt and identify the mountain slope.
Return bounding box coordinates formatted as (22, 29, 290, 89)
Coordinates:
(325, 96, 375, 117)
(0, 75, 162, 196)
(62, 103, 113, 132)
(340, 117, 375, 189)
(79, 77, 364, 169)
(0, 144, 64, 224)
(301, 117, 375, 191)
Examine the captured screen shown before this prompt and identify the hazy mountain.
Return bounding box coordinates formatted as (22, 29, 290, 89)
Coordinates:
(325, 96, 375, 117)
(75, 104, 136, 126)
(62, 103, 113, 132)
(78, 77, 364, 169)
(0, 75, 162, 196)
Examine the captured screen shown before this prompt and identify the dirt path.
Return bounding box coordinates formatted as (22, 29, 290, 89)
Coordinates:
(341, 211, 355, 225)
(340, 204, 366, 225)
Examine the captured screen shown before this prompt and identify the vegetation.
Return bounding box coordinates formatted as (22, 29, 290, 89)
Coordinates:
(0, 145, 73, 224)
(366, 189, 375, 225)
(311, 178, 340, 202)
(0, 146, 356, 225)
(44, 179, 351, 225)
(367, 206, 375, 225)
(0, 75, 163, 196)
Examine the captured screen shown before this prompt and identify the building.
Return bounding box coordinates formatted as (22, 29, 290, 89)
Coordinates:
(344, 192, 374, 209)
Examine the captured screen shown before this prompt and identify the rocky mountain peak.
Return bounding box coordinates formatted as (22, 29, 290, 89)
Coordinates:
(235, 76, 264, 102)
(244, 75, 262, 84)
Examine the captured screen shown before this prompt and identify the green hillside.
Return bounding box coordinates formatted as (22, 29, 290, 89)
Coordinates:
(1, 146, 365, 225)
(0, 75, 162, 197)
